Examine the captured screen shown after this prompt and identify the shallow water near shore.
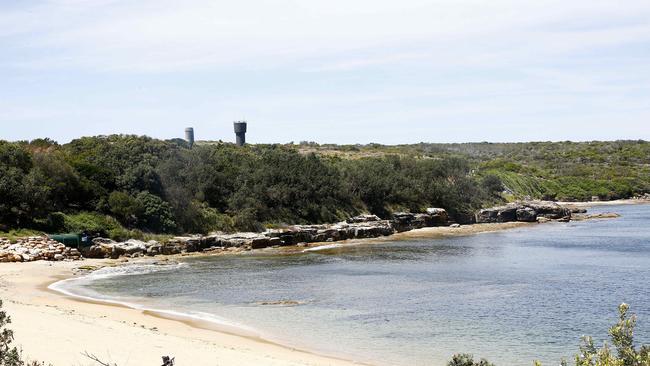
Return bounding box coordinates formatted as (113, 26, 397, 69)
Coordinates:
(57, 204, 650, 366)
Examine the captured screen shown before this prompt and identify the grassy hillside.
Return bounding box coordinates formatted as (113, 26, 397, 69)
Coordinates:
(297, 140, 650, 201)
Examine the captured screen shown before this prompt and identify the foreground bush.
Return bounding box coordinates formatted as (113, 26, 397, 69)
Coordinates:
(448, 303, 650, 366)
(447, 353, 495, 366)
(0, 300, 47, 366)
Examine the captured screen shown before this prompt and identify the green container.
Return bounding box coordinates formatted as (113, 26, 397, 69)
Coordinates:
(48, 234, 81, 248)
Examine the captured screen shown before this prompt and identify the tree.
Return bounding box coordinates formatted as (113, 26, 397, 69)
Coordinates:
(0, 143, 32, 228)
(134, 192, 177, 233)
(481, 174, 504, 197)
(108, 191, 141, 227)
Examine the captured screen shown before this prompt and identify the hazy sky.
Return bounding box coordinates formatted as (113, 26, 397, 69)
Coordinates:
(1, 0, 649, 144)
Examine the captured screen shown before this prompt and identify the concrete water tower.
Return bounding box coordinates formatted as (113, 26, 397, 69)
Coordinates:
(233, 121, 247, 146)
(185, 127, 194, 147)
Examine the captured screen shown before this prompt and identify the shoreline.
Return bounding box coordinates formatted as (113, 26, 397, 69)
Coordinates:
(0, 220, 539, 366)
(0, 211, 632, 366)
(557, 198, 650, 207)
(0, 260, 370, 366)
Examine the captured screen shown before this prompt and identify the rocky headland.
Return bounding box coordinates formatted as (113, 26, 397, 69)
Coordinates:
(0, 200, 622, 263)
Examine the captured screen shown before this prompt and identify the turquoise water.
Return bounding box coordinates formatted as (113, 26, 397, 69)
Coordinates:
(59, 205, 650, 366)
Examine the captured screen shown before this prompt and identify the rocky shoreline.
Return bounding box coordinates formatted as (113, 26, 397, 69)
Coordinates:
(80, 209, 449, 259)
(475, 200, 574, 223)
(0, 200, 621, 263)
(0, 237, 82, 262)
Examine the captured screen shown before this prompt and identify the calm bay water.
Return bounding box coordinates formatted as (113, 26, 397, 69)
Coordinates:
(60, 204, 650, 365)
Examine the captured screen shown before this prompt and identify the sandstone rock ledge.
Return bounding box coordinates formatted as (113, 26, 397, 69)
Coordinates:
(0, 237, 82, 262)
(475, 201, 572, 224)
(80, 209, 450, 259)
(0, 201, 585, 262)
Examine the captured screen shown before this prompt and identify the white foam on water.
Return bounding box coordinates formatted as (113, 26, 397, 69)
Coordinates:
(48, 262, 259, 336)
(303, 243, 345, 252)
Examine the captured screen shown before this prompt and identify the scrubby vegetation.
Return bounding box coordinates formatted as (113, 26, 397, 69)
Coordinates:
(448, 303, 650, 366)
(1, 137, 648, 238)
(302, 141, 650, 202)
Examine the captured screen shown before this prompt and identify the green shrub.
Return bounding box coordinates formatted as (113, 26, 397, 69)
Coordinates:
(133, 191, 177, 233)
(107, 226, 132, 242)
(481, 174, 504, 197)
(3, 137, 650, 234)
(447, 354, 495, 366)
(233, 208, 264, 232)
(63, 212, 122, 236)
(199, 207, 235, 233)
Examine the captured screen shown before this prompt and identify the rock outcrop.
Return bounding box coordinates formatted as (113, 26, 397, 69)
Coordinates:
(0, 237, 82, 262)
(391, 209, 449, 232)
(80, 208, 449, 258)
(1, 201, 585, 262)
(571, 212, 620, 221)
(633, 193, 650, 201)
(475, 201, 572, 224)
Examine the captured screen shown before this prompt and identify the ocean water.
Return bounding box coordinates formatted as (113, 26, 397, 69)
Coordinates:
(54, 204, 650, 366)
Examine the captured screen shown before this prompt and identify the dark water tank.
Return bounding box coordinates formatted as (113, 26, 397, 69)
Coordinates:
(233, 121, 247, 146)
(185, 127, 194, 147)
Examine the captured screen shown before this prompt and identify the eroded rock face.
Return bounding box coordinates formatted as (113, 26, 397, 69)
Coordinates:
(426, 208, 449, 225)
(46, 208, 460, 260)
(525, 201, 571, 220)
(516, 207, 537, 222)
(391, 212, 417, 232)
(113, 239, 147, 258)
(346, 214, 381, 223)
(475, 207, 499, 223)
(475, 201, 572, 224)
(94, 208, 448, 256)
(496, 206, 518, 222)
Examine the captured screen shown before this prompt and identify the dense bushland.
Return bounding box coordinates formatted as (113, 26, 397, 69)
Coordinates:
(2, 137, 648, 237)
(0, 136, 497, 237)
(303, 141, 650, 202)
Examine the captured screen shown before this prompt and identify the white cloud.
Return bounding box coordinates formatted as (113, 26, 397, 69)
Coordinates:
(2, 0, 649, 72)
(1, 0, 649, 143)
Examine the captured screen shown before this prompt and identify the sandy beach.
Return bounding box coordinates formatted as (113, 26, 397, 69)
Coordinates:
(0, 260, 366, 366)
(0, 217, 625, 366)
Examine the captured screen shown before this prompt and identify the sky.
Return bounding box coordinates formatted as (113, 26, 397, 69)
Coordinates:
(1, 0, 649, 144)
